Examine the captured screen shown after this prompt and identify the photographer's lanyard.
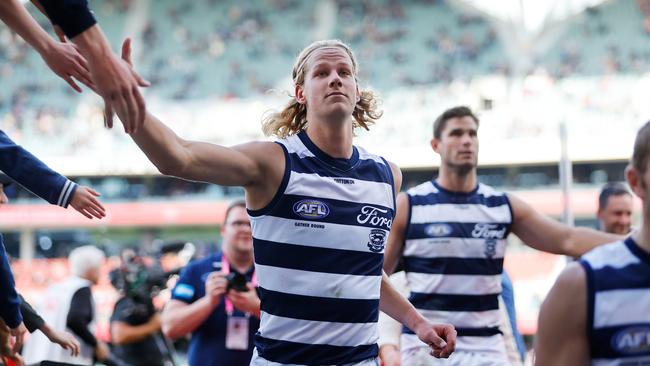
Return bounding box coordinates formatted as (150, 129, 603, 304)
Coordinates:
(222, 255, 258, 316)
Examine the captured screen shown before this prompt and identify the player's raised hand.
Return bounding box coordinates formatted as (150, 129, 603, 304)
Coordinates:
(85, 34, 148, 134)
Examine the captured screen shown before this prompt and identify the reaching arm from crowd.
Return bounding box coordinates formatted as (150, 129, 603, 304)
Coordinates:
(32, 1, 148, 132)
(0, 131, 105, 218)
(0, 0, 93, 92)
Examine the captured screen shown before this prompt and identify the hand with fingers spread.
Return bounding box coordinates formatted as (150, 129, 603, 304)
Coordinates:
(74, 28, 149, 134)
(92, 49, 149, 134)
(0, 0, 94, 93)
(69, 185, 105, 219)
(414, 320, 456, 359)
(41, 41, 95, 93)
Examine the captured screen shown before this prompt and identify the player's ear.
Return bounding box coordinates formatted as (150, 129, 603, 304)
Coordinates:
(296, 84, 307, 105)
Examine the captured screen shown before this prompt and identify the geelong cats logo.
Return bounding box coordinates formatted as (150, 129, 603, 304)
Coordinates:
(367, 229, 388, 253)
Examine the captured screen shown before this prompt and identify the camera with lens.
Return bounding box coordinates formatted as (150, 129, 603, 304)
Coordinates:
(109, 252, 179, 321)
(225, 271, 248, 292)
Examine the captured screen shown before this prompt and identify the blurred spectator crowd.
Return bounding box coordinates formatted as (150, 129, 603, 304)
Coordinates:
(2, 0, 650, 170)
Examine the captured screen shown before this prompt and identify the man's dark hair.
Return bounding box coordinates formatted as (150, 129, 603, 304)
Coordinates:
(433, 106, 480, 139)
(632, 121, 650, 176)
(598, 182, 631, 211)
(224, 200, 246, 224)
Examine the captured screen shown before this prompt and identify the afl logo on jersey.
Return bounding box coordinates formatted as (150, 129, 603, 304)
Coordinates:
(293, 199, 330, 219)
(425, 223, 453, 237)
(612, 326, 650, 354)
(367, 229, 387, 253)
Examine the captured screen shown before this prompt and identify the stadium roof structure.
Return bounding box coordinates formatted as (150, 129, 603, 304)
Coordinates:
(457, 0, 609, 33)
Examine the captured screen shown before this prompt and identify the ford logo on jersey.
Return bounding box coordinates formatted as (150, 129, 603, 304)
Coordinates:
(293, 199, 330, 219)
(612, 326, 650, 355)
(357, 206, 392, 229)
(471, 223, 506, 239)
(425, 223, 453, 237)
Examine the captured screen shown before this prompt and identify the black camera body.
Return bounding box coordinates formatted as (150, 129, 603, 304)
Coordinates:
(225, 271, 248, 292)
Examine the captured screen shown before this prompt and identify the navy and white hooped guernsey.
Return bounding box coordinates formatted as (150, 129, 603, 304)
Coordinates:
(401, 180, 513, 354)
(248, 131, 396, 365)
(580, 238, 650, 366)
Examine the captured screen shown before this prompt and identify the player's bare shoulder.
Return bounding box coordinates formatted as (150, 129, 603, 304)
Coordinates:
(386, 160, 403, 193)
(553, 262, 587, 295)
(232, 140, 286, 205)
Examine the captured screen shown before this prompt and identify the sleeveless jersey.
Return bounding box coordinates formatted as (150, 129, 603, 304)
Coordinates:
(580, 238, 650, 366)
(401, 180, 513, 353)
(249, 131, 396, 365)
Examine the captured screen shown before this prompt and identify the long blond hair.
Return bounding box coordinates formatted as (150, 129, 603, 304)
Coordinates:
(262, 39, 382, 138)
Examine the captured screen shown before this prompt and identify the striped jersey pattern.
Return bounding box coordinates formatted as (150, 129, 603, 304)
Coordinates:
(248, 131, 396, 365)
(580, 238, 650, 366)
(401, 181, 513, 349)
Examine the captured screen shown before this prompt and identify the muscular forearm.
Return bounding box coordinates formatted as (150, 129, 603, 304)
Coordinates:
(566, 227, 621, 257)
(70, 24, 112, 63)
(162, 298, 217, 340)
(131, 113, 192, 176)
(379, 273, 424, 332)
(0, 0, 54, 54)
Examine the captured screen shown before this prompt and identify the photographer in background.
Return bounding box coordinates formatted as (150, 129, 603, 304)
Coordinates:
(162, 201, 260, 366)
(109, 249, 168, 366)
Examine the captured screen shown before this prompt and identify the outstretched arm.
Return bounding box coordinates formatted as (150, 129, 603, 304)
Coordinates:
(39, 323, 80, 357)
(71, 29, 148, 133)
(534, 262, 590, 366)
(33, 1, 148, 132)
(131, 112, 279, 188)
(0, 131, 105, 218)
(120, 39, 284, 208)
(509, 193, 621, 257)
(0, 0, 93, 91)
